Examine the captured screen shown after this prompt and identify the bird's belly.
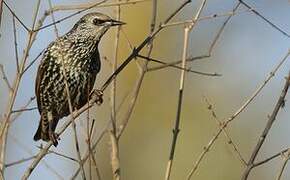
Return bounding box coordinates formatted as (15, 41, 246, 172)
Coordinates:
(42, 67, 96, 118)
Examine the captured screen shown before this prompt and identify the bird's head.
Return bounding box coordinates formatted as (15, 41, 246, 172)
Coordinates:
(70, 12, 125, 41)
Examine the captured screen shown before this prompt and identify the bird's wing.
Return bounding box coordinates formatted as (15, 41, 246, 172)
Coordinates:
(35, 54, 46, 113)
(35, 46, 53, 113)
(35, 38, 72, 114)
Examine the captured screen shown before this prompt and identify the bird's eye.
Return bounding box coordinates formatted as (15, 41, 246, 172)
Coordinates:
(93, 18, 106, 25)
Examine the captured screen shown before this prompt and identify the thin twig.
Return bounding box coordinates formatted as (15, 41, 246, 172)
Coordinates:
(147, 55, 210, 72)
(86, 118, 102, 180)
(22, 49, 45, 75)
(253, 148, 290, 167)
(162, 5, 250, 28)
(239, 0, 290, 38)
(0, 0, 41, 174)
(150, 2, 241, 72)
(276, 150, 290, 180)
(51, 0, 150, 12)
(11, 96, 36, 123)
(12, 15, 20, 73)
(137, 54, 221, 76)
(34, 0, 109, 32)
(0, 0, 3, 30)
(165, 1, 207, 179)
(5, 155, 38, 168)
(0, 64, 12, 91)
(241, 71, 290, 179)
(36, 146, 78, 163)
(203, 96, 247, 165)
(8, 133, 63, 179)
(109, 2, 122, 179)
(165, 25, 191, 180)
(86, 82, 92, 180)
(186, 49, 290, 180)
(2, 1, 30, 31)
(11, 107, 38, 113)
(72, 119, 111, 179)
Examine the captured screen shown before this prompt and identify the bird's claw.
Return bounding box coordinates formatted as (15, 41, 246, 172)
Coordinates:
(49, 131, 59, 147)
(90, 89, 103, 105)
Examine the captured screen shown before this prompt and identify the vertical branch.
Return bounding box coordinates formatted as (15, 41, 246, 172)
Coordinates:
(87, 83, 92, 180)
(116, 0, 158, 139)
(164, 25, 190, 180)
(165, 1, 206, 179)
(0, 0, 40, 175)
(109, 130, 120, 180)
(0, 0, 3, 29)
(241, 71, 290, 180)
(12, 15, 20, 73)
(276, 150, 290, 180)
(110, 1, 121, 134)
(109, 2, 121, 179)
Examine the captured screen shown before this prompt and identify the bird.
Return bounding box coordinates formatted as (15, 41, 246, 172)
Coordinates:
(34, 12, 125, 146)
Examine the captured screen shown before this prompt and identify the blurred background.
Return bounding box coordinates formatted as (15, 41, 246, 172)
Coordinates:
(1, 0, 290, 179)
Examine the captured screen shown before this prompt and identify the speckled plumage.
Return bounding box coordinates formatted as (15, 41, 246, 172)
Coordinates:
(34, 12, 124, 146)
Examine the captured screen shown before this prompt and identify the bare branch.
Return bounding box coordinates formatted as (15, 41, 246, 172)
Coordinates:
(2, 1, 30, 32)
(11, 96, 36, 123)
(34, 0, 109, 32)
(253, 148, 290, 167)
(186, 42, 290, 180)
(11, 107, 38, 114)
(147, 55, 210, 72)
(276, 150, 290, 180)
(165, 1, 207, 179)
(239, 0, 290, 38)
(137, 54, 221, 77)
(0, 64, 12, 92)
(12, 15, 20, 73)
(109, 2, 122, 179)
(241, 71, 290, 179)
(51, 0, 150, 12)
(203, 96, 247, 165)
(0, 0, 3, 30)
(0, 0, 41, 171)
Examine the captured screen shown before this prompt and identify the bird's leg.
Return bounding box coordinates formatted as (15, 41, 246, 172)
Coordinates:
(47, 112, 59, 147)
(90, 89, 103, 105)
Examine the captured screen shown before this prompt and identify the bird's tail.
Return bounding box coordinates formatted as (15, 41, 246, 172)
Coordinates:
(33, 117, 50, 142)
(33, 121, 43, 141)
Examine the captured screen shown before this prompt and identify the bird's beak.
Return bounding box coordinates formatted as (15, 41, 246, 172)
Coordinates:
(110, 19, 126, 26)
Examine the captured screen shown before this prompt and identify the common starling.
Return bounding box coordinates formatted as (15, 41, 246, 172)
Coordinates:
(34, 12, 124, 146)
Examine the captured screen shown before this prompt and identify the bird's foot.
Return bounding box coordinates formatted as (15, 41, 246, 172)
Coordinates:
(49, 131, 59, 147)
(90, 89, 103, 105)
